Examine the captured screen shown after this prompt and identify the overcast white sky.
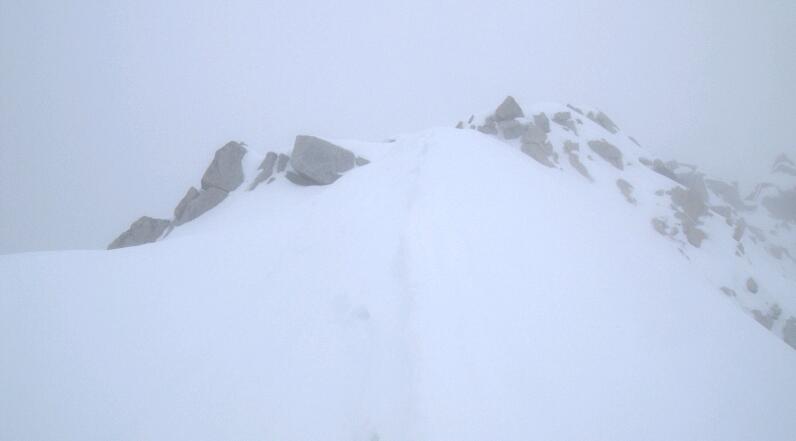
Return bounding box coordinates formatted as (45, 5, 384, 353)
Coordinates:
(1, 0, 795, 254)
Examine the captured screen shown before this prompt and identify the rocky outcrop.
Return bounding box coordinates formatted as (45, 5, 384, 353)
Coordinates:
(108, 216, 171, 250)
(552, 112, 578, 134)
(752, 304, 781, 330)
(616, 179, 636, 204)
(587, 110, 619, 134)
(587, 140, 623, 170)
(705, 179, 750, 211)
(494, 96, 524, 121)
(249, 152, 278, 191)
(289, 136, 358, 185)
(173, 187, 228, 226)
(201, 141, 247, 192)
(499, 120, 526, 140)
(533, 113, 550, 133)
(564, 141, 592, 181)
(521, 122, 556, 167)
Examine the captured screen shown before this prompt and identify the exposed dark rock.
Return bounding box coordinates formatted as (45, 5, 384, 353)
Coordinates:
(564, 141, 592, 181)
(494, 96, 524, 121)
(285, 171, 322, 186)
(566, 104, 584, 115)
(752, 304, 781, 330)
(173, 187, 228, 226)
(455, 121, 464, 129)
(499, 119, 526, 139)
(290, 135, 356, 185)
(201, 141, 247, 192)
(174, 187, 200, 221)
(552, 112, 578, 134)
(616, 179, 636, 204)
(355, 156, 370, 166)
(587, 140, 624, 170)
(733, 218, 747, 241)
(649, 159, 678, 182)
(746, 277, 759, 294)
(108, 216, 171, 250)
(587, 110, 619, 133)
(533, 113, 550, 133)
(249, 152, 278, 191)
(706, 179, 751, 211)
(720, 287, 737, 297)
(521, 123, 556, 167)
(670, 181, 709, 248)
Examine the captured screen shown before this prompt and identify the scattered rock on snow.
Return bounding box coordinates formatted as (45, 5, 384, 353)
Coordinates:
(108, 216, 171, 250)
(587, 140, 624, 170)
(746, 277, 759, 294)
(616, 179, 636, 204)
(587, 110, 619, 134)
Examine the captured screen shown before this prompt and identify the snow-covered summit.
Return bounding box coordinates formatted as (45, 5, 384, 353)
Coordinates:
(2, 96, 796, 440)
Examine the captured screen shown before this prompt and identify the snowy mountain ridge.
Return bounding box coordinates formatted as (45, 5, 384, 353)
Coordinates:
(109, 96, 796, 351)
(2, 96, 796, 440)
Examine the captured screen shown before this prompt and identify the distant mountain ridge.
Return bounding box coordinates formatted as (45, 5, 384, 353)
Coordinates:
(109, 96, 796, 350)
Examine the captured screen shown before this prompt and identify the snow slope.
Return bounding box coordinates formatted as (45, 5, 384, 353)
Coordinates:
(2, 104, 796, 440)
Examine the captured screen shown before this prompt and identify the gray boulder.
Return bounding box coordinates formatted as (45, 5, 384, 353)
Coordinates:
(201, 141, 247, 192)
(289, 135, 356, 185)
(587, 140, 624, 170)
(173, 187, 228, 226)
(355, 156, 371, 166)
(494, 96, 524, 121)
(108, 216, 171, 250)
(587, 110, 619, 133)
(249, 152, 278, 191)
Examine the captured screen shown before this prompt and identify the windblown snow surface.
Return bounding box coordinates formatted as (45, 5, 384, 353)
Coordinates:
(2, 111, 796, 440)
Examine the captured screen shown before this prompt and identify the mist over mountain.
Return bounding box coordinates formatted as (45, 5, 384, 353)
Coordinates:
(2, 96, 795, 440)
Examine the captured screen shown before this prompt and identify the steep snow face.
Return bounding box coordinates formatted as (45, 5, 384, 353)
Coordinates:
(2, 101, 796, 440)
